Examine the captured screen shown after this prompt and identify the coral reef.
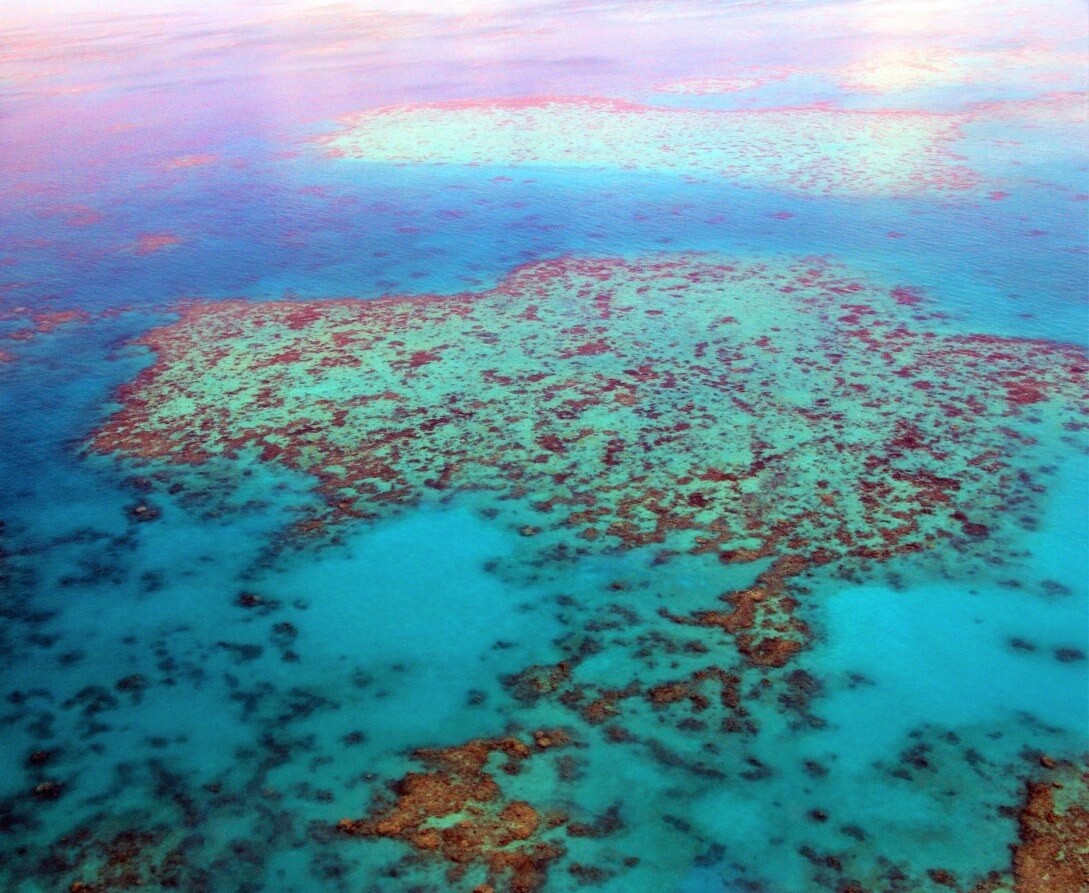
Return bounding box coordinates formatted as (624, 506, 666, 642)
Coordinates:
(337, 733, 572, 892)
(88, 254, 1089, 889)
(1012, 759, 1089, 893)
(91, 254, 1088, 675)
(321, 97, 977, 197)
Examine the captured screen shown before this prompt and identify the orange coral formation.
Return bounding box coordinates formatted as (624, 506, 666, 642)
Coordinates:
(338, 733, 571, 892)
(1012, 762, 1089, 893)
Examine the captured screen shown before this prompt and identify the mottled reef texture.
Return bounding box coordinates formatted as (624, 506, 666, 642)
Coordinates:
(90, 254, 1089, 889)
(337, 732, 574, 892)
(1012, 759, 1089, 893)
(92, 254, 1088, 660)
(321, 97, 977, 197)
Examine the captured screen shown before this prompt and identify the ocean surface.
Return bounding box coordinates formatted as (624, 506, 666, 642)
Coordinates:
(0, 2, 1087, 891)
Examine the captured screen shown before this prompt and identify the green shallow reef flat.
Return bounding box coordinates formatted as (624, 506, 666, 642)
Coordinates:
(84, 253, 1089, 891)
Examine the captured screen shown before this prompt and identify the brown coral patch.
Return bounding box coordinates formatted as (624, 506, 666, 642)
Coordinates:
(1012, 761, 1089, 893)
(338, 733, 571, 892)
(659, 555, 812, 667)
